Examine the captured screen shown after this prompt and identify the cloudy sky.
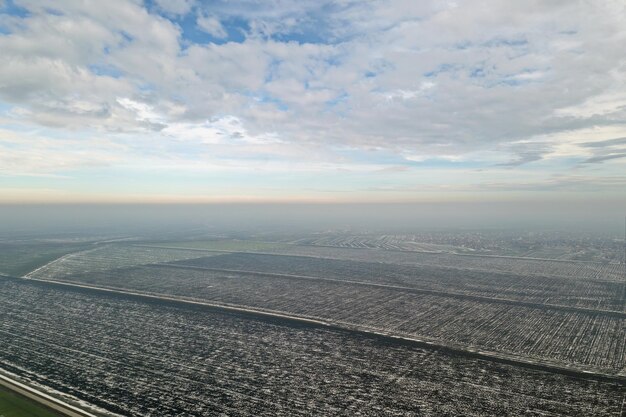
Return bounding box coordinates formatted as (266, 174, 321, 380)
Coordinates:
(0, 0, 625, 203)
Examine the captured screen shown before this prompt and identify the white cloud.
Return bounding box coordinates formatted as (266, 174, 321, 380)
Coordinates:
(161, 115, 283, 145)
(555, 92, 626, 119)
(383, 82, 435, 101)
(196, 14, 227, 39)
(117, 98, 164, 123)
(154, 0, 194, 16)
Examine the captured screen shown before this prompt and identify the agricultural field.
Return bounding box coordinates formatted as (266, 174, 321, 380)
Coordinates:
(22, 239, 626, 375)
(292, 234, 463, 252)
(258, 244, 625, 282)
(139, 239, 289, 252)
(170, 252, 625, 311)
(6, 234, 625, 414)
(0, 241, 90, 277)
(25, 244, 215, 279)
(292, 232, 625, 263)
(0, 278, 623, 417)
(40, 262, 626, 373)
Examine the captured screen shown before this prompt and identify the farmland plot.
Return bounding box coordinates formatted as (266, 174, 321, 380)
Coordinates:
(26, 244, 211, 279)
(293, 234, 461, 252)
(291, 233, 623, 262)
(259, 245, 625, 282)
(0, 278, 623, 417)
(140, 239, 288, 252)
(171, 253, 625, 311)
(0, 242, 89, 277)
(43, 264, 626, 373)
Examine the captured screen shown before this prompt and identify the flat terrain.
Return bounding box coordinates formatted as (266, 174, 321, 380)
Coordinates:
(2, 235, 624, 415)
(293, 233, 624, 263)
(140, 239, 288, 252)
(25, 243, 626, 375)
(0, 278, 623, 416)
(0, 242, 89, 277)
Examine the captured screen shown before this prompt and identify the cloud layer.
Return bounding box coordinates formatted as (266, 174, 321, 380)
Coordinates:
(0, 0, 625, 202)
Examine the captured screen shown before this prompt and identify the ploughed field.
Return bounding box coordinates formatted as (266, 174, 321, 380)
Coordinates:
(23, 245, 220, 278)
(263, 244, 625, 283)
(170, 252, 624, 311)
(25, 243, 626, 375)
(292, 233, 622, 262)
(292, 234, 462, 252)
(0, 278, 623, 417)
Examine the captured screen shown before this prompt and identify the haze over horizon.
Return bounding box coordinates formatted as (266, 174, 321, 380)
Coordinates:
(1, 0, 625, 206)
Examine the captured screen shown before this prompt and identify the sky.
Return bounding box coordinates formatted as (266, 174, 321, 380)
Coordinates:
(0, 0, 625, 204)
